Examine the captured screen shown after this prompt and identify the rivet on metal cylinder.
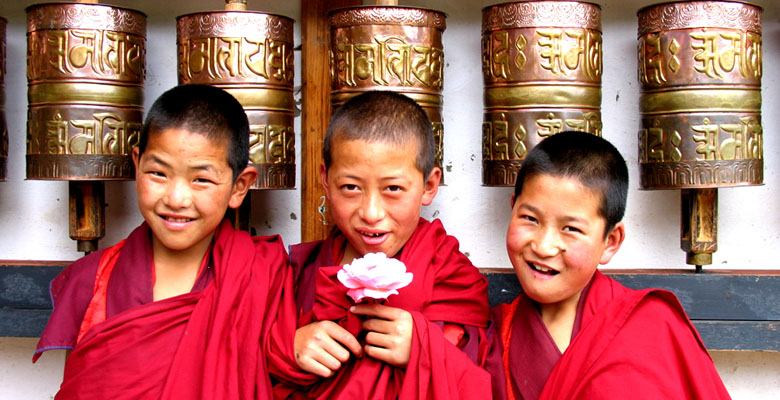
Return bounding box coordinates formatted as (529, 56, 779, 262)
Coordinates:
(26, 2, 146, 252)
(481, 1, 603, 186)
(329, 5, 446, 179)
(637, 1, 763, 269)
(0, 16, 6, 181)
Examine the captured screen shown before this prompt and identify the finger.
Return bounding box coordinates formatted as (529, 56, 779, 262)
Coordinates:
(323, 321, 363, 356)
(297, 352, 338, 378)
(362, 317, 394, 334)
(364, 330, 394, 349)
(350, 303, 400, 320)
(363, 344, 403, 367)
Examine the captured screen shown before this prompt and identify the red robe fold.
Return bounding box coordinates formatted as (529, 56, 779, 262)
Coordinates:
(34, 220, 293, 400)
(480, 271, 730, 400)
(269, 218, 492, 399)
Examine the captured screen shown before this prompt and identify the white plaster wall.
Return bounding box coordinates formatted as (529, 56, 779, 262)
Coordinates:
(0, 0, 777, 398)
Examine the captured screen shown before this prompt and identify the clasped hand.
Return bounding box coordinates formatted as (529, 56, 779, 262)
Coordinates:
(294, 303, 413, 377)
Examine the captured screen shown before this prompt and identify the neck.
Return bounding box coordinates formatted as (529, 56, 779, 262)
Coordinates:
(539, 291, 582, 353)
(151, 232, 214, 301)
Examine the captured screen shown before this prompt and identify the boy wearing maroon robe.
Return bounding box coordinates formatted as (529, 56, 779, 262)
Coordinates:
(34, 85, 293, 399)
(480, 131, 730, 399)
(269, 91, 491, 399)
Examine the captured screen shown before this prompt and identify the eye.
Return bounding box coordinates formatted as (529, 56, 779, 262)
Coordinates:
(148, 170, 165, 178)
(341, 184, 359, 191)
(563, 225, 583, 234)
(520, 214, 537, 223)
(194, 177, 216, 184)
(386, 185, 403, 192)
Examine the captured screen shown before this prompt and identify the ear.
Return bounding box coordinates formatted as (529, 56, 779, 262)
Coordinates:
(130, 146, 141, 181)
(421, 167, 441, 206)
(228, 165, 258, 209)
(599, 222, 626, 265)
(319, 162, 331, 199)
(510, 193, 517, 209)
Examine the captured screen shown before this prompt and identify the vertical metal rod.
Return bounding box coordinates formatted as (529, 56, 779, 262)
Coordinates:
(69, 181, 105, 254)
(680, 188, 718, 271)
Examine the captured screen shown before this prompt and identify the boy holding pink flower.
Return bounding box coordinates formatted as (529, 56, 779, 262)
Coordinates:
(269, 91, 491, 399)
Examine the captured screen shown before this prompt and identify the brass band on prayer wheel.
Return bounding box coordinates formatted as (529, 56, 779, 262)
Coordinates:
(177, 11, 296, 189)
(25, 3, 146, 180)
(637, 1, 763, 189)
(481, 1, 603, 186)
(0, 17, 7, 181)
(329, 6, 446, 176)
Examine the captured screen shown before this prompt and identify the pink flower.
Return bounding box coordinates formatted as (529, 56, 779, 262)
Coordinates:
(337, 252, 413, 303)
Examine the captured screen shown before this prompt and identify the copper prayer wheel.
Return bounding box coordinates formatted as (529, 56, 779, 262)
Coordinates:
(26, 2, 146, 252)
(177, 6, 296, 189)
(482, 1, 603, 186)
(329, 6, 446, 176)
(0, 17, 6, 181)
(26, 2, 146, 180)
(637, 1, 762, 267)
(637, 1, 762, 189)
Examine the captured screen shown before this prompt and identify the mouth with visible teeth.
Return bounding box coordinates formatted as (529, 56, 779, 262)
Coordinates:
(362, 232, 385, 238)
(528, 261, 559, 276)
(163, 216, 193, 223)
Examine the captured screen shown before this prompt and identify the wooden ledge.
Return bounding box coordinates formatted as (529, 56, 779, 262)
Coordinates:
(2, 262, 778, 351)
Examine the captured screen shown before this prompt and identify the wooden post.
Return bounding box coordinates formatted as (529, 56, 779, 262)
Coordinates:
(300, 0, 359, 242)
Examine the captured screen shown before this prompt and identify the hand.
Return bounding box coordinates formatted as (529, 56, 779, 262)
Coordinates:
(294, 320, 362, 377)
(351, 303, 413, 368)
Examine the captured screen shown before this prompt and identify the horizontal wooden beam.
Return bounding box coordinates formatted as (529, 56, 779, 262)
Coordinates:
(2, 263, 778, 351)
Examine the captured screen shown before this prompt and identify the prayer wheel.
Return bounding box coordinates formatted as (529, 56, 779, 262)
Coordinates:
(637, 1, 762, 267)
(177, 2, 296, 190)
(329, 6, 446, 176)
(0, 17, 6, 181)
(26, 2, 146, 252)
(482, 1, 603, 186)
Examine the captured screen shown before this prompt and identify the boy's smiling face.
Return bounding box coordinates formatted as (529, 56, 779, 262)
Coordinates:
(133, 128, 249, 257)
(506, 173, 624, 309)
(322, 138, 440, 263)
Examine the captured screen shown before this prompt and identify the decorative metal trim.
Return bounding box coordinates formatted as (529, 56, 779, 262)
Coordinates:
(330, 6, 446, 30)
(482, 1, 601, 32)
(638, 1, 762, 36)
(177, 11, 294, 42)
(26, 3, 146, 35)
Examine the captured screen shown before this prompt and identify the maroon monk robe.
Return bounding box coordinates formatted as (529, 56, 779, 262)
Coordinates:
(269, 218, 492, 399)
(480, 271, 730, 400)
(34, 220, 293, 400)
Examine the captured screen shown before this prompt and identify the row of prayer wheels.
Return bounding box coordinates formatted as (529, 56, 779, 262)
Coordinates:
(3, 1, 765, 268)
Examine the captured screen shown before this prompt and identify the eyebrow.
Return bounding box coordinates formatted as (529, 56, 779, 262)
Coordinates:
(518, 203, 589, 225)
(146, 155, 219, 175)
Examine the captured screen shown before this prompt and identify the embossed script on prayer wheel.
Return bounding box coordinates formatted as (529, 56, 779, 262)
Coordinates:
(637, 1, 763, 189)
(177, 11, 295, 189)
(0, 17, 7, 181)
(482, 1, 602, 186)
(26, 3, 146, 180)
(329, 6, 446, 175)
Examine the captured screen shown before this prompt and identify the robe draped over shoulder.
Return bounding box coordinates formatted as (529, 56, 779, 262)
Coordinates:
(34, 220, 294, 400)
(270, 218, 492, 399)
(480, 271, 731, 400)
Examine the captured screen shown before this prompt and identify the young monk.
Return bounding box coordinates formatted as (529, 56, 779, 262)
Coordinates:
(34, 84, 292, 399)
(269, 91, 491, 399)
(480, 131, 730, 399)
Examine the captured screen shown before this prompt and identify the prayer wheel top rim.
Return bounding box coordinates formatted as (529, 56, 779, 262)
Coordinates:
(176, 10, 295, 42)
(482, 1, 601, 32)
(177, 10, 294, 24)
(637, 1, 761, 36)
(25, 2, 147, 17)
(26, 2, 146, 35)
(329, 6, 446, 30)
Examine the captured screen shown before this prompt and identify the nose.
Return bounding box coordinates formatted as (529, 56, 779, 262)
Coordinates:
(358, 191, 385, 224)
(532, 227, 563, 258)
(163, 178, 193, 210)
